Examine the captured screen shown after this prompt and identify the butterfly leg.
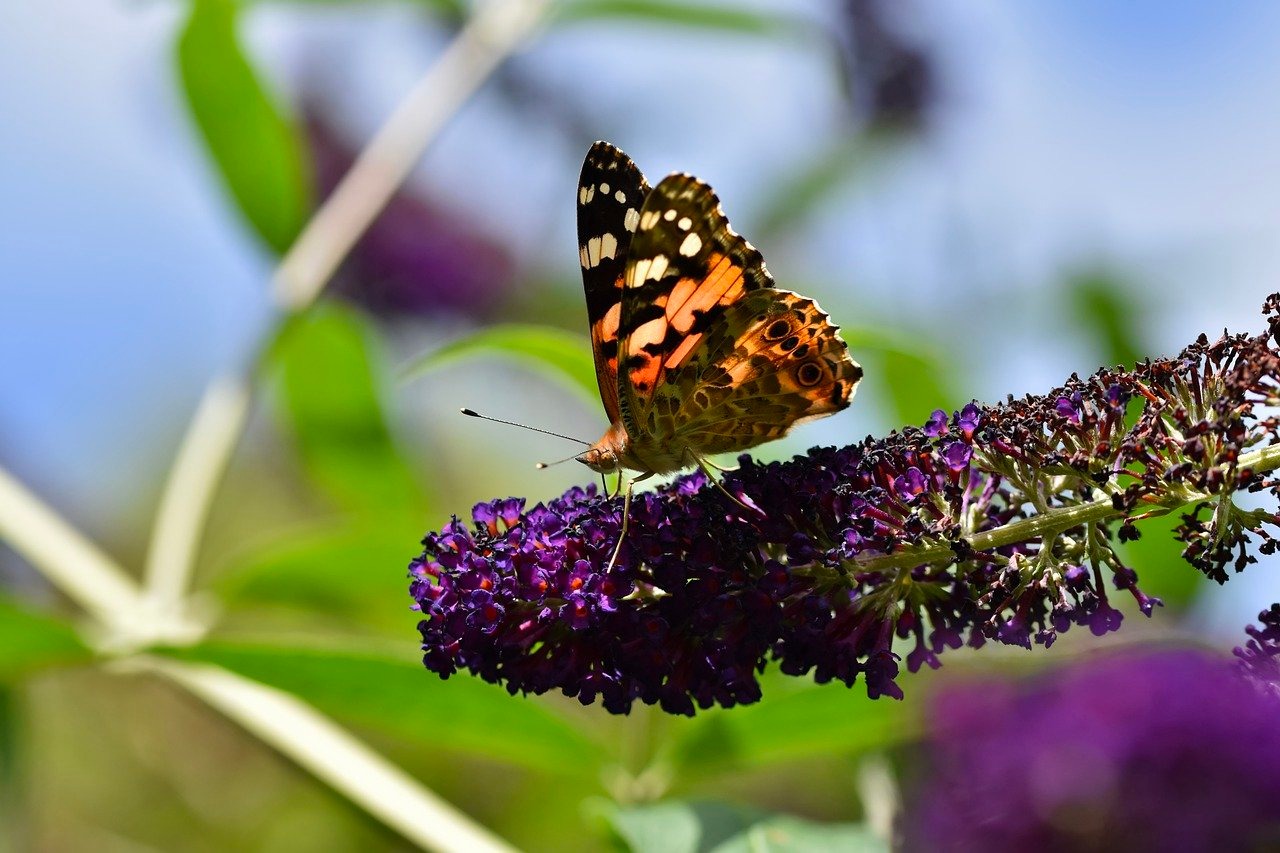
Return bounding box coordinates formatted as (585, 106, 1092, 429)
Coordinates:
(606, 472, 652, 571)
(692, 453, 759, 516)
(700, 454, 740, 474)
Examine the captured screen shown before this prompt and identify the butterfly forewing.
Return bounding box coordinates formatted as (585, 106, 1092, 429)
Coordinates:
(577, 141, 651, 424)
(616, 173, 775, 436)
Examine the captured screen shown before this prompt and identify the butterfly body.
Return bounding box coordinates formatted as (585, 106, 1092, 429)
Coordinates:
(575, 142, 862, 483)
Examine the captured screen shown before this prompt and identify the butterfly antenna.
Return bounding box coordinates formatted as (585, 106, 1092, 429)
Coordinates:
(459, 408, 592, 447)
(534, 451, 583, 470)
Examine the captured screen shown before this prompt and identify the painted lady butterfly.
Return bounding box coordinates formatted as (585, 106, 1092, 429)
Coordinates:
(572, 142, 862, 562)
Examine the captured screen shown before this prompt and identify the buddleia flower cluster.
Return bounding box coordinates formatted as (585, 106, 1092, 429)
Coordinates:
(408, 296, 1280, 715)
(903, 649, 1280, 851)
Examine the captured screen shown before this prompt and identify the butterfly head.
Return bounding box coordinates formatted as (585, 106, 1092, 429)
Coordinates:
(576, 446, 620, 474)
(578, 420, 631, 474)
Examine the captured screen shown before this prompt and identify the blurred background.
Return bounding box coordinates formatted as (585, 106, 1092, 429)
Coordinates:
(4, 0, 1280, 850)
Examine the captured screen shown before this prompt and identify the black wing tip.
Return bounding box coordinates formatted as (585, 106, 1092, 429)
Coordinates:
(583, 140, 632, 172)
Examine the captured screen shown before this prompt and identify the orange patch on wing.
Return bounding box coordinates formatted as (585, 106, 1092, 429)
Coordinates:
(665, 278, 699, 323)
(597, 302, 621, 341)
(669, 255, 744, 334)
(627, 353, 661, 390)
(630, 316, 667, 354)
(664, 332, 703, 369)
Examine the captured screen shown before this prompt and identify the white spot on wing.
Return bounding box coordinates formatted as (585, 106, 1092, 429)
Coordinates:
(677, 216, 692, 230)
(647, 254, 669, 280)
(614, 190, 626, 203)
(600, 232, 618, 260)
(599, 182, 610, 194)
(624, 208, 640, 232)
(629, 258, 652, 285)
(679, 233, 702, 257)
(579, 245, 590, 268)
(587, 236, 602, 267)
(640, 210, 660, 231)
(663, 209, 677, 221)
(579, 185, 595, 204)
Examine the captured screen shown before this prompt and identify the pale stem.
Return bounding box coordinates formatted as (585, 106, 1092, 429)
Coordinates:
(142, 376, 252, 613)
(271, 0, 550, 311)
(141, 0, 550, 613)
(0, 466, 143, 630)
(127, 657, 517, 853)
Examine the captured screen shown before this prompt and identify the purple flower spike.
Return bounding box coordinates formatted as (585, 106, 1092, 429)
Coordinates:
(1236, 603, 1280, 688)
(904, 650, 1280, 852)
(410, 297, 1280, 714)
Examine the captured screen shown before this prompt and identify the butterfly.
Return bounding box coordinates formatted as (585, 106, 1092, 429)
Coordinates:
(572, 142, 862, 562)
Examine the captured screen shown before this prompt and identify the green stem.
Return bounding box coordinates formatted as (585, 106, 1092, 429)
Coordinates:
(853, 442, 1280, 573)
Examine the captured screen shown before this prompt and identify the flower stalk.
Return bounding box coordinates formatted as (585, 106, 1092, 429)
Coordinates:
(856, 440, 1280, 574)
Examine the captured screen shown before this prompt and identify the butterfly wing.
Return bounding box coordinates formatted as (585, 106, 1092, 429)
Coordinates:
(616, 173, 774, 435)
(663, 289, 862, 454)
(616, 172, 860, 455)
(577, 141, 651, 424)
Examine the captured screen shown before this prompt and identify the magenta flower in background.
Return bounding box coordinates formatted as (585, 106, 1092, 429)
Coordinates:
(308, 111, 515, 319)
(903, 649, 1280, 852)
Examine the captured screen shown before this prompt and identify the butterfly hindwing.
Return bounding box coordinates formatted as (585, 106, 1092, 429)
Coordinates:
(616, 172, 774, 435)
(659, 289, 862, 454)
(577, 141, 651, 425)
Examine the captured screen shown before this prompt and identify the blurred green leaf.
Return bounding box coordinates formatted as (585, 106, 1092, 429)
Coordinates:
(243, 0, 466, 21)
(671, 674, 920, 777)
(756, 131, 901, 243)
(1065, 270, 1145, 368)
(553, 1, 808, 36)
(1123, 507, 1203, 609)
(1063, 270, 1204, 609)
(273, 305, 428, 515)
(170, 639, 610, 777)
(0, 596, 92, 681)
(711, 817, 884, 853)
(600, 800, 884, 853)
(600, 801, 764, 853)
(0, 687, 20, 847)
(214, 523, 420, 633)
(842, 325, 958, 427)
(401, 323, 599, 404)
(178, 0, 312, 253)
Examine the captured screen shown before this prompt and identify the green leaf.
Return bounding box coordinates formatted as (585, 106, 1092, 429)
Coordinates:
(671, 674, 920, 777)
(1123, 509, 1203, 610)
(177, 0, 312, 253)
(1062, 270, 1205, 608)
(842, 325, 959, 427)
(401, 323, 600, 405)
(1064, 270, 1145, 369)
(243, 0, 465, 21)
(169, 639, 609, 776)
(599, 801, 764, 853)
(0, 596, 92, 681)
(552, 1, 809, 36)
(711, 816, 885, 853)
(599, 801, 885, 853)
(214, 522, 421, 634)
(273, 305, 428, 515)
